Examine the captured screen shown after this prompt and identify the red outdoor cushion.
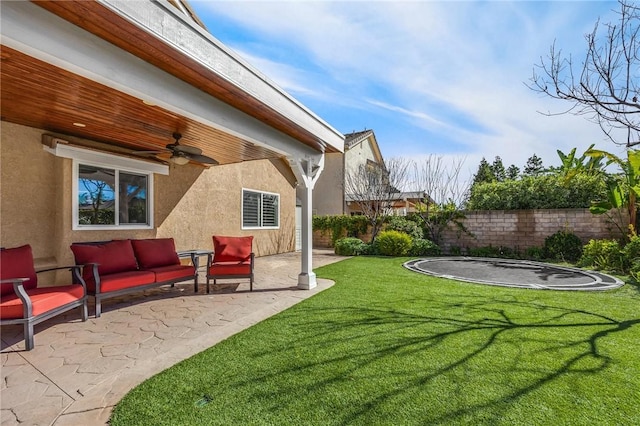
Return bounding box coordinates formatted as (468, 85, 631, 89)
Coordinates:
(70, 240, 138, 282)
(0, 284, 85, 319)
(209, 261, 252, 277)
(131, 238, 180, 269)
(1, 245, 38, 297)
(146, 264, 195, 283)
(213, 236, 253, 262)
(87, 270, 156, 294)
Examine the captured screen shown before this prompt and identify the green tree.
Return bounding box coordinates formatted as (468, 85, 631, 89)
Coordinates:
(585, 148, 640, 233)
(472, 157, 495, 184)
(506, 164, 520, 180)
(491, 156, 506, 182)
(523, 154, 544, 176)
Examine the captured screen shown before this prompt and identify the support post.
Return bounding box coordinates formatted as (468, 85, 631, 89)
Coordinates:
(290, 154, 324, 289)
(298, 181, 315, 289)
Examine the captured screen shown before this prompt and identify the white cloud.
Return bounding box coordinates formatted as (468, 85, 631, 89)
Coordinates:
(192, 0, 624, 175)
(365, 99, 451, 129)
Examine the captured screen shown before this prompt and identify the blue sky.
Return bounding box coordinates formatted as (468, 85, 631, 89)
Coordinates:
(189, 1, 621, 182)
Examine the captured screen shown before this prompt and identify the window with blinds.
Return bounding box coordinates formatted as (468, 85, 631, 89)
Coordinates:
(242, 189, 280, 229)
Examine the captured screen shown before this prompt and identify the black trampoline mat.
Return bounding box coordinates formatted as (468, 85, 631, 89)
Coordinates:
(404, 257, 624, 291)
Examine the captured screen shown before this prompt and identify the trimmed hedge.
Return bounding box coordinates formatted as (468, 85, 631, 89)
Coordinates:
(466, 174, 607, 210)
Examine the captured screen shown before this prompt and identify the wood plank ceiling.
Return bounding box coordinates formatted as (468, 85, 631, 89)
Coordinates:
(0, 46, 279, 165)
(0, 0, 338, 166)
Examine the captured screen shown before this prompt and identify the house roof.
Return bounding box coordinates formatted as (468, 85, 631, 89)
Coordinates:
(344, 130, 375, 150)
(0, 0, 344, 166)
(167, 0, 208, 30)
(344, 129, 384, 164)
(345, 191, 428, 203)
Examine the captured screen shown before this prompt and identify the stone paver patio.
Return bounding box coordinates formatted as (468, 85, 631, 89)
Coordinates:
(1, 249, 345, 426)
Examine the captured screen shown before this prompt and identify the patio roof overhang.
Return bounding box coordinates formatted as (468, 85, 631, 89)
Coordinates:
(0, 0, 344, 165)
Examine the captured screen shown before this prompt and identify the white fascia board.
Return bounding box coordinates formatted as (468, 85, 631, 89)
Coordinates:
(102, 0, 343, 153)
(0, 1, 323, 160)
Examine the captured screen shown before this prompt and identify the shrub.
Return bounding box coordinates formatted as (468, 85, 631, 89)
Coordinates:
(313, 215, 370, 246)
(543, 230, 583, 262)
(629, 259, 640, 282)
(621, 233, 640, 272)
(360, 242, 378, 256)
(468, 246, 519, 258)
(374, 230, 412, 257)
(579, 239, 623, 271)
(449, 246, 462, 256)
(524, 246, 545, 261)
(334, 237, 368, 256)
(409, 239, 441, 257)
(385, 216, 423, 240)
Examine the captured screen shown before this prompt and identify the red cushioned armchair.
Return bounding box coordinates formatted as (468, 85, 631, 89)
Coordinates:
(207, 236, 255, 293)
(0, 245, 88, 351)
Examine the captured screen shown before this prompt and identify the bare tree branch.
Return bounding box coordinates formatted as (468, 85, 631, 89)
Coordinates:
(529, 0, 640, 147)
(410, 156, 471, 245)
(344, 157, 411, 241)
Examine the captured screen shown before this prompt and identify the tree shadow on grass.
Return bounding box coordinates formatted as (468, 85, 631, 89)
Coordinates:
(626, 278, 640, 295)
(221, 294, 639, 424)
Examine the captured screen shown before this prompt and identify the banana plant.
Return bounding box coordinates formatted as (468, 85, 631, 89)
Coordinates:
(585, 148, 640, 232)
(556, 144, 604, 182)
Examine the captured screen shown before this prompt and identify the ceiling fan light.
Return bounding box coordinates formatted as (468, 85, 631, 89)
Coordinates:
(169, 155, 190, 165)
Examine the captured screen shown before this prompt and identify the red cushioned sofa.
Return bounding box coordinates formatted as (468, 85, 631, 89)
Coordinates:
(1, 245, 88, 351)
(70, 238, 196, 317)
(206, 236, 255, 292)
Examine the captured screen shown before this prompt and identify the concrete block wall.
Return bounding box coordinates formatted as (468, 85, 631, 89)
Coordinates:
(313, 209, 628, 252)
(440, 209, 628, 252)
(313, 230, 373, 247)
(313, 231, 335, 248)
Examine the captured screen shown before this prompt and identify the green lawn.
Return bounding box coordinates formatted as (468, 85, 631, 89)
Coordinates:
(111, 256, 640, 425)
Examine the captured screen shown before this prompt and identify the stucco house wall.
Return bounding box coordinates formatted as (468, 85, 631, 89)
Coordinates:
(310, 152, 345, 216)
(1, 122, 296, 278)
(344, 138, 378, 171)
(313, 130, 384, 216)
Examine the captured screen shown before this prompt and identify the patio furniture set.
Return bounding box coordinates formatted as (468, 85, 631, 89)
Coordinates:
(0, 236, 254, 350)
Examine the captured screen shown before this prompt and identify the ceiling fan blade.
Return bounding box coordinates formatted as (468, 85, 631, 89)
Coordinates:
(189, 153, 219, 165)
(172, 144, 202, 156)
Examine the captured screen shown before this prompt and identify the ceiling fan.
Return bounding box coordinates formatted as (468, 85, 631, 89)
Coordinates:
(133, 133, 218, 165)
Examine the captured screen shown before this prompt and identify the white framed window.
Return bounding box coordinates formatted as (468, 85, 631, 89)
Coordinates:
(242, 188, 280, 229)
(74, 162, 153, 230)
(44, 142, 168, 230)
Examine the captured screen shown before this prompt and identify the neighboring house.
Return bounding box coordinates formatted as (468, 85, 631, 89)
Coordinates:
(312, 129, 426, 217)
(311, 129, 384, 216)
(345, 191, 429, 216)
(0, 0, 344, 289)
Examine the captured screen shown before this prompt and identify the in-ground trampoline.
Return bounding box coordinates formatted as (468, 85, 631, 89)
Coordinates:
(403, 257, 624, 291)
